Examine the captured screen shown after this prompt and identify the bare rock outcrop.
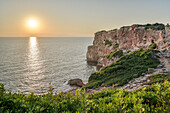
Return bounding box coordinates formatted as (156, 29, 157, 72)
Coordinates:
(86, 24, 170, 70)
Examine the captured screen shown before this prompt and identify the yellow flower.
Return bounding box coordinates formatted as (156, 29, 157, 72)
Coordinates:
(142, 108, 145, 111)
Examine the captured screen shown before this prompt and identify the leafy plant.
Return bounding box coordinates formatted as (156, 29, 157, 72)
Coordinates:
(148, 43, 157, 49)
(147, 73, 170, 85)
(0, 81, 170, 112)
(104, 50, 123, 59)
(136, 23, 165, 30)
(104, 40, 112, 46)
(113, 43, 119, 48)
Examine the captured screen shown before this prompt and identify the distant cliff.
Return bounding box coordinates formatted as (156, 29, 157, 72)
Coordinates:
(87, 23, 170, 69)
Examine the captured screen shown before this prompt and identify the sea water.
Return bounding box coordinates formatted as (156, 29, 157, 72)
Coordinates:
(0, 37, 94, 94)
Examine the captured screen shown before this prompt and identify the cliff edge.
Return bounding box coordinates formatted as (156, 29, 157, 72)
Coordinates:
(87, 23, 170, 70)
(86, 23, 170, 89)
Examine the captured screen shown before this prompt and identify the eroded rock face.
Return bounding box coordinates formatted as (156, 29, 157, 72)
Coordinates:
(68, 79, 85, 87)
(86, 25, 170, 69)
(86, 46, 99, 63)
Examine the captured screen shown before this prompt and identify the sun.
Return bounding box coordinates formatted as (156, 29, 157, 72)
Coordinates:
(28, 19, 38, 28)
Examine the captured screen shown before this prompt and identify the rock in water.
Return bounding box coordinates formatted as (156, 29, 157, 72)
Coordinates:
(68, 79, 85, 87)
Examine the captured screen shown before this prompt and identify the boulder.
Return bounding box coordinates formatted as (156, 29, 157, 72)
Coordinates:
(68, 79, 85, 87)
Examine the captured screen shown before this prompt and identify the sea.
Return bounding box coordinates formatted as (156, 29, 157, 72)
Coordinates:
(0, 37, 94, 95)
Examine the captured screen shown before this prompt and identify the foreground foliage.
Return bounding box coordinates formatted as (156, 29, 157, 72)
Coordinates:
(86, 49, 160, 89)
(0, 81, 170, 113)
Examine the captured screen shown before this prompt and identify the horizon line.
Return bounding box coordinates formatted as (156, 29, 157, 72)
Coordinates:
(0, 36, 93, 38)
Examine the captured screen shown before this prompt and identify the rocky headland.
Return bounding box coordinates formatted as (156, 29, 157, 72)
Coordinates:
(86, 23, 170, 91)
(1, 23, 170, 113)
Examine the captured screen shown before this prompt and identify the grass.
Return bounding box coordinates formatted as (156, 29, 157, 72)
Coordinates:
(85, 49, 160, 89)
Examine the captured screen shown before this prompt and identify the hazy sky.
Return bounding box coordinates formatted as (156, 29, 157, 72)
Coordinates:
(0, 0, 170, 37)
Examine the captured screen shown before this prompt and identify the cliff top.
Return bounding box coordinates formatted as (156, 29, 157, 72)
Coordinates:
(95, 23, 167, 35)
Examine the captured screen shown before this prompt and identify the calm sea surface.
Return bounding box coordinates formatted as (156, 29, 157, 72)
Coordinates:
(0, 37, 94, 94)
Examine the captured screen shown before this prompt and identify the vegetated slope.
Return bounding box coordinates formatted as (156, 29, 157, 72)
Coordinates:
(85, 48, 160, 89)
(148, 73, 170, 85)
(135, 23, 165, 30)
(0, 81, 170, 112)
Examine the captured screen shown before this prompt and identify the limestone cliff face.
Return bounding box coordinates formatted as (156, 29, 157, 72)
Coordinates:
(87, 24, 170, 69)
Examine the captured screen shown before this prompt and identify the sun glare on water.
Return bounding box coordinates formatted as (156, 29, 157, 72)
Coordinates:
(30, 37, 37, 47)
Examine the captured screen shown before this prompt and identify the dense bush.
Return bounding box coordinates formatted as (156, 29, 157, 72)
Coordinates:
(148, 43, 157, 49)
(104, 40, 112, 46)
(0, 81, 170, 113)
(148, 73, 170, 85)
(113, 43, 119, 48)
(136, 23, 165, 30)
(86, 49, 160, 89)
(104, 50, 123, 59)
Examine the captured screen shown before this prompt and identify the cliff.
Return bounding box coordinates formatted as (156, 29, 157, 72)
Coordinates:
(87, 23, 170, 69)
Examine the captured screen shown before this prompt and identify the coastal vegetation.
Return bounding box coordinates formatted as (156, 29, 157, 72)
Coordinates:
(148, 43, 157, 50)
(86, 48, 160, 89)
(147, 73, 170, 85)
(104, 40, 112, 46)
(104, 49, 123, 59)
(122, 23, 165, 30)
(104, 40, 119, 48)
(136, 23, 165, 30)
(0, 81, 170, 112)
(113, 43, 119, 49)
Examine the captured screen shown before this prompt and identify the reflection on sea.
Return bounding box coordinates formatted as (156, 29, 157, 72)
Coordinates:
(25, 37, 44, 94)
(29, 37, 39, 65)
(0, 37, 94, 95)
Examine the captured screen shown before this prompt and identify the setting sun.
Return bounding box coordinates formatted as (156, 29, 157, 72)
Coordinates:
(28, 19, 38, 28)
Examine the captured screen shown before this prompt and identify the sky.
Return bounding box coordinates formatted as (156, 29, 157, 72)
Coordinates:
(0, 0, 170, 37)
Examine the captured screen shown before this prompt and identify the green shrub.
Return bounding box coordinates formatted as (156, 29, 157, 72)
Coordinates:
(104, 40, 112, 46)
(148, 73, 170, 85)
(148, 43, 157, 49)
(86, 49, 160, 89)
(0, 81, 170, 112)
(127, 50, 131, 53)
(113, 43, 119, 48)
(104, 50, 123, 59)
(136, 23, 165, 30)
